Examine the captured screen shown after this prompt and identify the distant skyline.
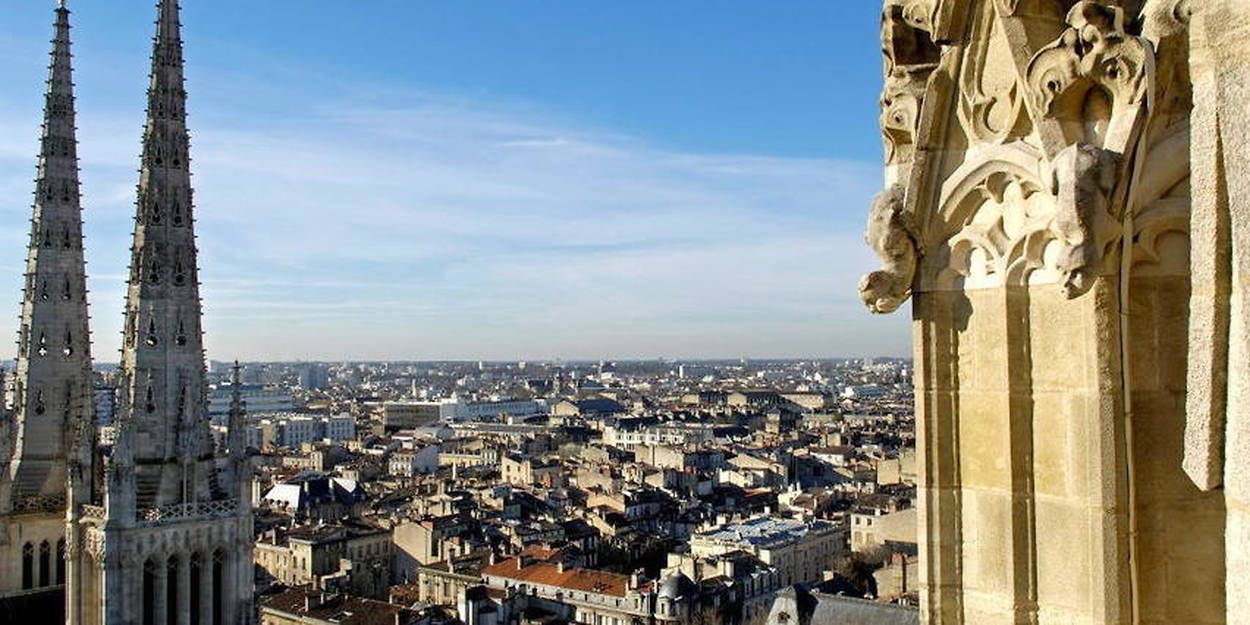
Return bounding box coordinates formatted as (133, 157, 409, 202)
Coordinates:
(0, 1, 907, 361)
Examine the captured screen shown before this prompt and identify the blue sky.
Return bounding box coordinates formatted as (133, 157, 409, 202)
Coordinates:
(0, 1, 908, 361)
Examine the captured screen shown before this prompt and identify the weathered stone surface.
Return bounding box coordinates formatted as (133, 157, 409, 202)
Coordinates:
(863, 0, 1246, 622)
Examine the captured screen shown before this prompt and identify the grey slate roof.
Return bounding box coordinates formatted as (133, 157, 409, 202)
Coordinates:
(767, 587, 918, 625)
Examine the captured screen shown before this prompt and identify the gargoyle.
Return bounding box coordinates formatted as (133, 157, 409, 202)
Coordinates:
(859, 184, 921, 314)
(1050, 143, 1122, 299)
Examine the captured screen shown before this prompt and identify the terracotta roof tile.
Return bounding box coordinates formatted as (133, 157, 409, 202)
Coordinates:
(483, 558, 629, 598)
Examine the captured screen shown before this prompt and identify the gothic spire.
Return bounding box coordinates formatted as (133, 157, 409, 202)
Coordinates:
(2, 0, 94, 509)
(226, 361, 246, 459)
(115, 0, 215, 510)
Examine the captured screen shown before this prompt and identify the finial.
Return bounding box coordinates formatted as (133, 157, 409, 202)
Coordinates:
(58, 0, 67, 8)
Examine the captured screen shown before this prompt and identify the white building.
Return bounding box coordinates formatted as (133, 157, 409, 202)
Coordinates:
(604, 422, 716, 449)
(388, 445, 440, 477)
(850, 507, 917, 553)
(324, 414, 356, 441)
(209, 383, 294, 423)
(451, 398, 546, 421)
(840, 384, 888, 399)
(690, 515, 845, 587)
(251, 413, 358, 449)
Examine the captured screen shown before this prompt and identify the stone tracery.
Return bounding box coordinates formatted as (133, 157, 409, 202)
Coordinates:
(859, 0, 1248, 623)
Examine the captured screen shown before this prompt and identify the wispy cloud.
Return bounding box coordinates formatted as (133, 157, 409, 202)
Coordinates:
(0, 86, 906, 361)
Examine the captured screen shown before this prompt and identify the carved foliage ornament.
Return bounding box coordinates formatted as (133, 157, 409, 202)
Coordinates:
(1026, 1, 1151, 150)
(1024, 1, 1154, 297)
(957, 2, 1026, 144)
(881, 0, 941, 165)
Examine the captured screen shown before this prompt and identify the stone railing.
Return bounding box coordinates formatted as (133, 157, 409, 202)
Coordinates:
(138, 498, 238, 526)
(80, 504, 106, 519)
(12, 493, 66, 514)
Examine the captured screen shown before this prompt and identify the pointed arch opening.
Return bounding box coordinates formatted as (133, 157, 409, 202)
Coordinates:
(21, 543, 33, 590)
(56, 538, 65, 585)
(148, 257, 162, 285)
(166, 555, 179, 625)
(212, 548, 225, 625)
(146, 318, 159, 347)
(143, 558, 156, 625)
(190, 551, 202, 625)
(38, 540, 50, 587)
(173, 251, 187, 286)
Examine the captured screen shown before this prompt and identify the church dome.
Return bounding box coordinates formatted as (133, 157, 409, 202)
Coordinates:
(658, 572, 696, 599)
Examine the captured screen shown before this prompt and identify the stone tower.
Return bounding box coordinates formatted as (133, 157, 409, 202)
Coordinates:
(67, 1, 254, 624)
(861, 1, 1248, 623)
(0, 0, 93, 604)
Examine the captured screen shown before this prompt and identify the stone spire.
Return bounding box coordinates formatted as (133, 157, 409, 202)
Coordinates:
(2, 0, 94, 511)
(226, 362, 246, 461)
(112, 0, 218, 513)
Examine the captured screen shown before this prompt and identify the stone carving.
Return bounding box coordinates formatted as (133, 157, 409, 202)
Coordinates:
(860, 185, 921, 313)
(881, 0, 941, 165)
(1049, 143, 1121, 298)
(862, 0, 940, 314)
(1010, 1, 1157, 297)
(1141, 0, 1192, 126)
(82, 526, 105, 560)
(881, 69, 931, 166)
(858, 0, 1250, 622)
(957, 3, 1027, 144)
(935, 151, 1058, 291)
(1026, 1, 1150, 149)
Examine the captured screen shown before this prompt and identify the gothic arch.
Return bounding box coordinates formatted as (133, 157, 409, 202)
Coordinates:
(922, 142, 1064, 291)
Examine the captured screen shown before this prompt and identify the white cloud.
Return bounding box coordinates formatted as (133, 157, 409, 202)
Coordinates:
(0, 88, 907, 361)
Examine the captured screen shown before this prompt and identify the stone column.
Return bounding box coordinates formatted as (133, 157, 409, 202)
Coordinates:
(100, 551, 129, 625)
(1188, 2, 1250, 624)
(198, 553, 212, 625)
(155, 558, 168, 625)
(178, 553, 191, 625)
